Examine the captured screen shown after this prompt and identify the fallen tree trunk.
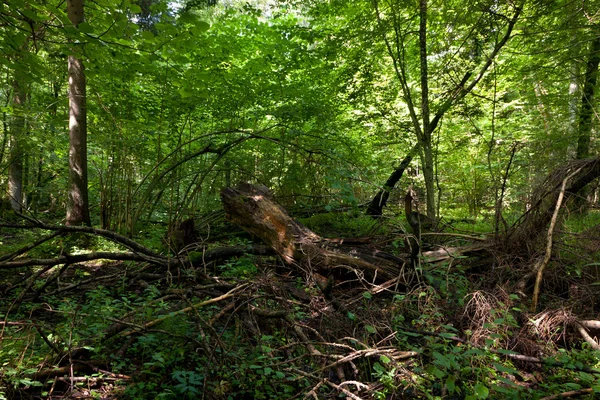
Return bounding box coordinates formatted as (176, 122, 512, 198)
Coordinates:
(221, 183, 408, 280)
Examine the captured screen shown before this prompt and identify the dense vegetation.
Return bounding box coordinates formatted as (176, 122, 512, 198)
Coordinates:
(2, 0, 600, 398)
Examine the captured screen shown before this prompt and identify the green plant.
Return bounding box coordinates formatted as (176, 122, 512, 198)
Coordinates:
(372, 355, 398, 399)
(219, 256, 258, 278)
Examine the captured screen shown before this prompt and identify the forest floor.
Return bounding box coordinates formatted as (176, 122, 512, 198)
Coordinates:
(2, 195, 600, 399)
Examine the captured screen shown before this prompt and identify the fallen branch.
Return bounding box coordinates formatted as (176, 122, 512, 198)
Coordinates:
(540, 388, 594, 400)
(573, 322, 600, 351)
(119, 283, 249, 337)
(532, 167, 582, 311)
(0, 252, 152, 269)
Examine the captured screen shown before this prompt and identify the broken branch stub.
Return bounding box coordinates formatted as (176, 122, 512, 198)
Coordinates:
(220, 183, 319, 263)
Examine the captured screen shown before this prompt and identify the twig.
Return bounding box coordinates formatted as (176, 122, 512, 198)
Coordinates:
(303, 380, 325, 399)
(325, 380, 366, 400)
(119, 283, 249, 337)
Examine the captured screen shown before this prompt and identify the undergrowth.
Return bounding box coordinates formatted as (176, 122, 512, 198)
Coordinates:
(2, 211, 600, 399)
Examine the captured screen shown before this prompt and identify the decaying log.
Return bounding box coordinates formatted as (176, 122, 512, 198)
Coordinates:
(220, 183, 406, 280)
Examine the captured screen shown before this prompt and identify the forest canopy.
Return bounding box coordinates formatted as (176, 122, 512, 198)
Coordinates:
(1, 0, 600, 399)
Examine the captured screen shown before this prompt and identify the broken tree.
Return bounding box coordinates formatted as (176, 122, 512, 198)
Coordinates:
(220, 182, 408, 281)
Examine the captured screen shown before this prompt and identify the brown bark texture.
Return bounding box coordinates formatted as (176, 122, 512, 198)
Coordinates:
(66, 0, 90, 226)
(221, 183, 406, 280)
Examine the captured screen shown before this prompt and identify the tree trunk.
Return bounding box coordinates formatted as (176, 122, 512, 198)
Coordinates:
(418, 0, 436, 220)
(421, 139, 436, 219)
(371, 1, 521, 219)
(221, 183, 407, 281)
(66, 0, 91, 226)
(8, 80, 26, 212)
(576, 35, 600, 159)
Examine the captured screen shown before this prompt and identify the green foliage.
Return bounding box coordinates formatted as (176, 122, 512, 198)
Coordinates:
(219, 255, 258, 278)
(2, 0, 600, 398)
(299, 212, 378, 237)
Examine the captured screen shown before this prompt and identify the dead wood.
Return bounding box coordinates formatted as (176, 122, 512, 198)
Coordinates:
(531, 167, 580, 311)
(574, 322, 600, 350)
(220, 182, 408, 280)
(366, 144, 418, 218)
(505, 157, 600, 253)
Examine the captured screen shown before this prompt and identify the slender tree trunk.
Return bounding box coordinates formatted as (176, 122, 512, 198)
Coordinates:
(421, 140, 436, 219)
(8, 80, 26, 212)
(418, 0, 436, 219)
(66, 0, 91, 226)
(370, 0, 521, 218)
(576, 35, 600, 159)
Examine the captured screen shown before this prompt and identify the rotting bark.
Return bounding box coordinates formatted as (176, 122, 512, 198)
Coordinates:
(221, 182, 408, 280)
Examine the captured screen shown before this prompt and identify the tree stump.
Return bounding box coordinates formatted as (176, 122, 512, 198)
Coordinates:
(220, 183, 406, 280)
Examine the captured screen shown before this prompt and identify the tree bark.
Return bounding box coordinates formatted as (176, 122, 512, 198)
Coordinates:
(66, 0, 90, 226)
(8, 80, 26, 212)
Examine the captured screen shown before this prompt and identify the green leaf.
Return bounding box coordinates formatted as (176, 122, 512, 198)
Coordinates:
(179, 12, 196, 24)
(445, 376, 456, 393)
(474, 383, 489, 399)
(141, 31, 155, 41)
(429, 366, 445, 379)
(129, 4, 142, 13)
(433, 352, 450, 368)
(379, 355, 391, 364)
(362, 291, 372, 299)
(564, 383, 582, 391)
(196, 21, 210, 32)
(20, 8, 45, 21)
(492, 362, 518, 375)
(439, 332, 457, 339)
(78, 22, 94, 34)
(365, 325, 376, 334)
